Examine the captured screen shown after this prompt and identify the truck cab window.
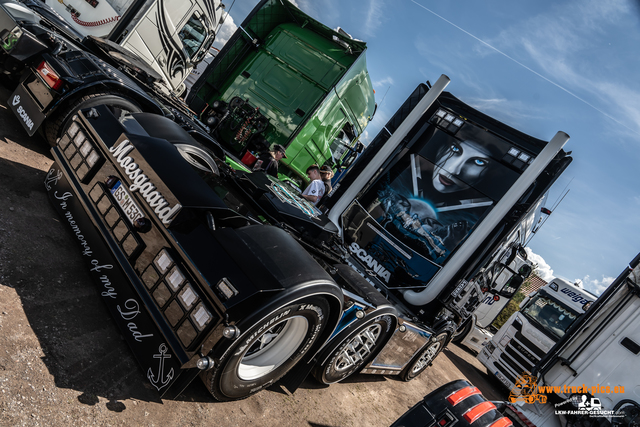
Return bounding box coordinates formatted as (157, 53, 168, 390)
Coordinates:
(329, 122, 357, 166)
(179, 13, 208, 59)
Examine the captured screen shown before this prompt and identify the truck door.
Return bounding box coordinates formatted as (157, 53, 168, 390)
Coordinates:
(285, 102, 356, 179)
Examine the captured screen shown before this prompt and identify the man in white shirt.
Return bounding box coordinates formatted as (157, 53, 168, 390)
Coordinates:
(301, 165, 325, 206)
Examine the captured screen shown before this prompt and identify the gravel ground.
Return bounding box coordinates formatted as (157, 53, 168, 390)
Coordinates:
(0, 83, 506, 427)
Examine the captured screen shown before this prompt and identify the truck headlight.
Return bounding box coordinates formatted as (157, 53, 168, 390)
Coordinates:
(1, 26, 22, 52)
(485, 341, 496, 354)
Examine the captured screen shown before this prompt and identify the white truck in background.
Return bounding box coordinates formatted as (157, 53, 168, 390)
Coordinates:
(478, 278, 595, 392)
(512, 253, 640, 427)
(396, 254, 640, 426)
(41, 0, 223, 93)
(451, 194, 548, 353)
(455, 249, 535, 353)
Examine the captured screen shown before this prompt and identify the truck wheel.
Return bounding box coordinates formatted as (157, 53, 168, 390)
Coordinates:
(451, 318, 473, 344)
(314, 314, 395, 384)
(45, 92, 142, 146)
(401, 331, 449, 382)
(201, 296, 331, 401)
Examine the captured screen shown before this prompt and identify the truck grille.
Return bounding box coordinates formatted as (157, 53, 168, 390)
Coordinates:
(140, 248, 217, 349)
(504, 346, 534, 372)
(494, 361, 516, 385)
(513, 331, 546, 358)
(496, 333, 543, 382)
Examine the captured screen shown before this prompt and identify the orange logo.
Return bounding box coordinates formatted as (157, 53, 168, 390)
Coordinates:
(508, 373, 548, 404)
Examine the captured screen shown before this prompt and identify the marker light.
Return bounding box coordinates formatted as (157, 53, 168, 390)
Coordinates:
(166, 266, 185, 291)
(37, 61, 63, 90)
(154, 249, 173, 274)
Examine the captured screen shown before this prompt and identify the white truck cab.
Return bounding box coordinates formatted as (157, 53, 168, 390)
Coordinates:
(478, 278, 594, 391)
(43, 0, 221, 92)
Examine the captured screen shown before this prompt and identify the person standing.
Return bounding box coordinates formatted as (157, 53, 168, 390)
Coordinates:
(252, 144, 287, 178)
(301, 165, 325, 205)
(319, 165, 333, 196)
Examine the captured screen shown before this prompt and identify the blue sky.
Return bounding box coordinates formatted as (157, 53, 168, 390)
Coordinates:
(215, 0, 640, 295)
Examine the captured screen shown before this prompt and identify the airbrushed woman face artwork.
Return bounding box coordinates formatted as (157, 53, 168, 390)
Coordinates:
(431, 139, 491, 194)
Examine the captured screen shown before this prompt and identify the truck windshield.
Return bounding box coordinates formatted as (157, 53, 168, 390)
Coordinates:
(522, 294, 579, 339)
(179, 13, 208, 59)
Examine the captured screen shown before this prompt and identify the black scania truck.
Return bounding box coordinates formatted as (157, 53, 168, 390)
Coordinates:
(45, 74, 572, 401)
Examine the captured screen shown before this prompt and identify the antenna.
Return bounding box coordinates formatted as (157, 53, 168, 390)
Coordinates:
(526, 188, 570, 246)
(377, 85, 391, 110)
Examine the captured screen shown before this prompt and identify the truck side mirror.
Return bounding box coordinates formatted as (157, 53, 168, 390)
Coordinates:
(519, 295, 532, 309)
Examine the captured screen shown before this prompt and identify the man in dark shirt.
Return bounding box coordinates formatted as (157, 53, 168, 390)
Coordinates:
(320, 165, 333, 196)
(252, 144, 287, 177)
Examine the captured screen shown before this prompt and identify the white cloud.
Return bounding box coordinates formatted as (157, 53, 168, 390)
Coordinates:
(524, 247, 554, 282)
(213, 14, 237, 50)
(372, 76, 394, 90)
(359, 129, 371, 146)
(363, 0, 385, 38)
(488, 0, 640, 137)
(580, 274, 614, 296)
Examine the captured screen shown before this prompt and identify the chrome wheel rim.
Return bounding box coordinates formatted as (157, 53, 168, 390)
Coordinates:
(412, 340, 441, 374)
(238, 316, 309, 381)
(334, 324, 382, 372)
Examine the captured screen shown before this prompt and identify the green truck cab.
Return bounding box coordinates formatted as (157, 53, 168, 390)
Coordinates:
(186, 0, 376, 188)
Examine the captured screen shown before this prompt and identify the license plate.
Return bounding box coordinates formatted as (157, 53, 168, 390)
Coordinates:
(111, 181, 144, 224)
(8, 83, 46, 136)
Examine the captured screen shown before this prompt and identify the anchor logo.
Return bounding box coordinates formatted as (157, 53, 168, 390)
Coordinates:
(44, 168, 63, 191)
(147, 343, 174, 391)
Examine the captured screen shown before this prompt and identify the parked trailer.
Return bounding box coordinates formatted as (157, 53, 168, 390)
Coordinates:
(44, 74, 572, 401)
